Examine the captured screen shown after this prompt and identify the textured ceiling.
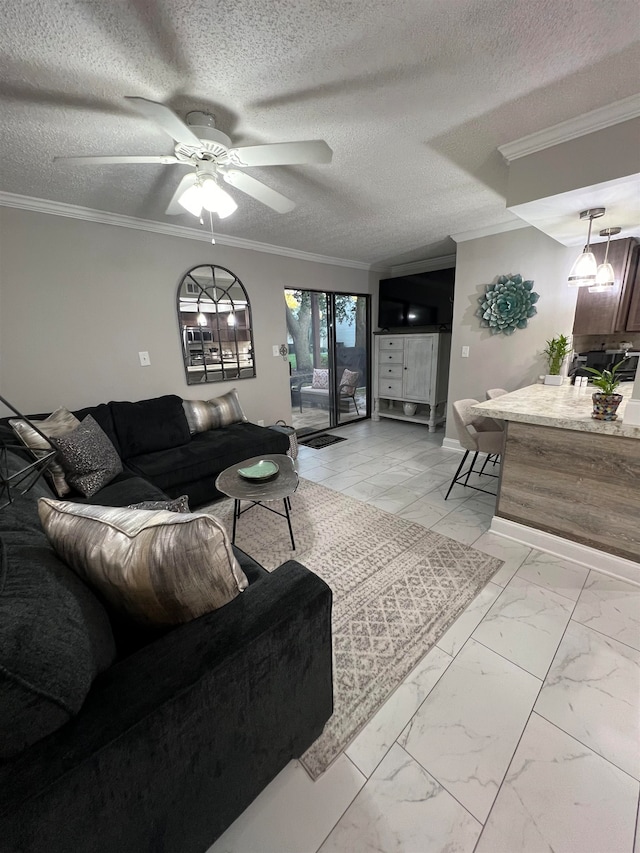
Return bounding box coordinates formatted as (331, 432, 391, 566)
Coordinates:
(1, 0, 639, 266)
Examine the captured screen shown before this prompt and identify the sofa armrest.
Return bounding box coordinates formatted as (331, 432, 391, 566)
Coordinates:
(0, 562, 333, 853)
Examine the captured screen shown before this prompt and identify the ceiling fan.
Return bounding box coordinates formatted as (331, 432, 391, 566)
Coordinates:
(54, 97, 333, 219)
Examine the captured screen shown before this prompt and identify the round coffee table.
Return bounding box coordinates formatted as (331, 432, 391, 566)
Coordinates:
(215, 454, 299, 550)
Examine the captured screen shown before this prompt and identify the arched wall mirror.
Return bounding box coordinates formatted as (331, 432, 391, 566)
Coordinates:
(177, 264, 256, 385)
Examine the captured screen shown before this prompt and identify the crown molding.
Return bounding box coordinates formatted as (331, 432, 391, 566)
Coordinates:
(451, 218, 528, 243)
(387, 253, 456, 277)
(0, 191, 372, 271)
(498, 95, 640, 164)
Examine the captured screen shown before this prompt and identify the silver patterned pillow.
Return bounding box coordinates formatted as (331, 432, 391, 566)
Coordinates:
(9, 407, 80, 497)
(128, 495, 190, 513)
(51, 415, 122, 497)
(182, 388, 247, 434)
(38, 499, 248, 626)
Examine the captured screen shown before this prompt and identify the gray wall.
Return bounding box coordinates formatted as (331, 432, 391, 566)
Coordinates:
(445, 227, 577, 439)
(0, 207, 374, 422)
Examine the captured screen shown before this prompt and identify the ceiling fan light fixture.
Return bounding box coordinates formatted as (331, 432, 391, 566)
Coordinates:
(568, 208, 606, 287)
(200, 178, 237, 219)
(178, 184, 203, 217)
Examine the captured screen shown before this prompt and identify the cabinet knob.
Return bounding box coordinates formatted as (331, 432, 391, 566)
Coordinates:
(404, 366, 407, 370)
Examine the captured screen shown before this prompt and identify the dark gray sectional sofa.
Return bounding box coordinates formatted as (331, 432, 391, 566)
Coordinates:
(0, 395, 333, 853)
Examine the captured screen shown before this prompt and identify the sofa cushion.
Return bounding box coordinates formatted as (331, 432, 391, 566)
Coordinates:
(183, 388, 247, 434)
(51, 415, 123, 497)
(70, 470, 168, 507)
(125, 422, 290, 493)
(0, 509, 116, 758)
(110, 395, 190, 458)
(9, 407, 80, 497)
(38, 499, 249, 627)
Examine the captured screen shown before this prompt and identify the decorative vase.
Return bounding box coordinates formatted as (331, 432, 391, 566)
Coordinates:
(544, 374, 563, 386)
(403, 402, 418, 416)
(591, 392, 623, 421)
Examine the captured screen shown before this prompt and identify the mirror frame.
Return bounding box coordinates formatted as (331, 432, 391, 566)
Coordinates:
(176, 263, 256, 385)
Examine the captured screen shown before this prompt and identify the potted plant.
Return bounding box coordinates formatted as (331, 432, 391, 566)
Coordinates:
(585, 359, 627, 421)
(543, 334, 571, 385)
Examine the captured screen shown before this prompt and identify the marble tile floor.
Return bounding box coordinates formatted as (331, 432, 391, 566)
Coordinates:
(209, 418, 640, 853)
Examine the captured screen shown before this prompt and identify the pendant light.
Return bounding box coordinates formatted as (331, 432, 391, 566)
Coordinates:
(589, 227, 621, 292)
(568, 208, 605, 287)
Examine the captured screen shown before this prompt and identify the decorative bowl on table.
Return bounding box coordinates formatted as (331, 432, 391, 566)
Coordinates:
(237, 460, 280, 482)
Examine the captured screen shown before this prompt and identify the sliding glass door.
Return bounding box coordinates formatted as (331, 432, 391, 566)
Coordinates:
(285, 289, 370, 433)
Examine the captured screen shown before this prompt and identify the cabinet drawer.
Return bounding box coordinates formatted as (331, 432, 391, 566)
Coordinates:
(378, 378, 403, 398)
(379, 336, 405, 351)
(378, 350, 404, 364)
(378, 364, 403, 379)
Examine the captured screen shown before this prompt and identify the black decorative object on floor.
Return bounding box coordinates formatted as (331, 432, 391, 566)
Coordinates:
(298, 434, 347, 449)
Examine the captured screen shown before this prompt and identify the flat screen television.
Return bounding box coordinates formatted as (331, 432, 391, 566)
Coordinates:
(378, 268, 455, 329)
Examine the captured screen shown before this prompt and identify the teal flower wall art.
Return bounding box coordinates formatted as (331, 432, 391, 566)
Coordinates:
(477, 274, 540, 335)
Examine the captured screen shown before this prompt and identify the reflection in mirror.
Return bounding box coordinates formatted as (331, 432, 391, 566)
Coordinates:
(177, 264, 255, 385)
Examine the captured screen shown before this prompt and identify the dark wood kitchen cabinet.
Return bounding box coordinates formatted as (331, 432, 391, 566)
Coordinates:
(572, 237, 639, 335)
(624, 244, 640, 332)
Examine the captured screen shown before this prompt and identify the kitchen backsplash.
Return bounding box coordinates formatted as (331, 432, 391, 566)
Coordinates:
(572, 333, 637, 353)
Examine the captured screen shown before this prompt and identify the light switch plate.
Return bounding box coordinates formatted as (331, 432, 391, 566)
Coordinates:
(461, 346, 470, 358)
(139, 351, 151, 366)
(272, 345, 280, 357)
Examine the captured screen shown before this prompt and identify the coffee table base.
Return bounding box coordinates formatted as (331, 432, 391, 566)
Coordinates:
(232, 496, 295, 550)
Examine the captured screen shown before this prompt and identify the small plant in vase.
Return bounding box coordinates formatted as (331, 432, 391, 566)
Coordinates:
(543, 334, 571, 386)
(585, 360, 627, 421)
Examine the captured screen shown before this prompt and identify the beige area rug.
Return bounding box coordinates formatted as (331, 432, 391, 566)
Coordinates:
(208, 478, 502, 780)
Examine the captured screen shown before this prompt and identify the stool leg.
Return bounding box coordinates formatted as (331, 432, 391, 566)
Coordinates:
(445, 450, 469, 500)
(464, 451, 479, 485)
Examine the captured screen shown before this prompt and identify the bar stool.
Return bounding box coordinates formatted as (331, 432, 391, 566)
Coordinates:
(445, 399, 504, 500)
(486, 388, 507, 399)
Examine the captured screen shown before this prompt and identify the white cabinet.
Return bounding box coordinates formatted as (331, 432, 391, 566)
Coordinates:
(373, 332, 451, 431)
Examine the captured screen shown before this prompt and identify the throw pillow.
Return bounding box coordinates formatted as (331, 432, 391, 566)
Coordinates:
(38, 499, 248, 626)
(182, 388, 247, 434)
(312, 368, 329, 389)
(51, 415, 123, 497)
(339, 368, 359, 391)
(128, 495, 190, 513)
(9, 407, 80, 497)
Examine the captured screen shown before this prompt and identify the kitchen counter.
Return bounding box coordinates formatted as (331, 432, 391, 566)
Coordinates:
(472, 383, 639, 439)
(471, 383, 640, 563)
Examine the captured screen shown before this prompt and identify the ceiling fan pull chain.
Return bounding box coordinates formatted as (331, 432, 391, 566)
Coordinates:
(209, 210, 216, 244)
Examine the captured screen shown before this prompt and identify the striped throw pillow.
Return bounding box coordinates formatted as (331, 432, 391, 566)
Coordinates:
(182, 388, 247, 434)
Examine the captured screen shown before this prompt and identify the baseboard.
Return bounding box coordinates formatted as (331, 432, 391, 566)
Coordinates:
(490, 517, 640, 587)
(442, 437, 464, 452)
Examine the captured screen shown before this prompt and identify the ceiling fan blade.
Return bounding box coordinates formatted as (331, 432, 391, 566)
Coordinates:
(226, 140, 332, 168)
(222, 169, 296, 213)
(53, 154, 181, 166)
(125, 97, 203, 147)
(165, 172, 198, 215)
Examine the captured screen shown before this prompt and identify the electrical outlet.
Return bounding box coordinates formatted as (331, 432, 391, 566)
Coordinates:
(139, 351, 151, 366)
(272, 345, 280, 357)
(461, 346, 469, 358)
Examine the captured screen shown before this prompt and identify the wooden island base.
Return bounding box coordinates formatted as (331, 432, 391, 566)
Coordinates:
(497, 421, 640, 564)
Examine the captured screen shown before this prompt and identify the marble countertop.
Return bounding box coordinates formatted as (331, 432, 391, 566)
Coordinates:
(472, 383, 640, 439)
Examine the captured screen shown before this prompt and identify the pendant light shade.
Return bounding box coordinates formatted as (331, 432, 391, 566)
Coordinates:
(568, 208, 605, 287)
(589, 227, 621, 293)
